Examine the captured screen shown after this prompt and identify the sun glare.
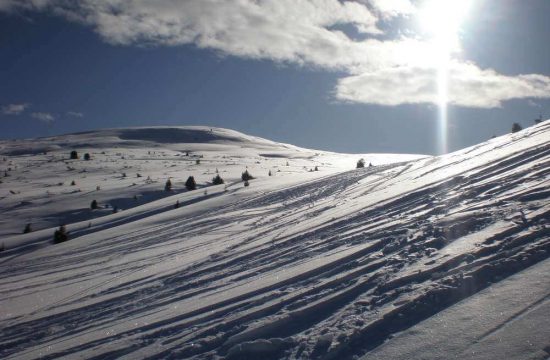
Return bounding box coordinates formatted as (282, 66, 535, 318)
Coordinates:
(418, 0, 472, 154)
(419, 0, 471, 53)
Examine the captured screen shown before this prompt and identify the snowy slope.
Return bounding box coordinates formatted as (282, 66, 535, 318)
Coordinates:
(0, 126, 420, 243)
(0, 122, 549, 359)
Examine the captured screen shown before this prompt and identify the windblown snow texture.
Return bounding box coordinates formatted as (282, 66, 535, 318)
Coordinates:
(0, 123, 549, 359)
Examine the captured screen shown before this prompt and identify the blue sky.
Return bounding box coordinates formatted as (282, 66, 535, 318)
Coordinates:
(1, 0, 549, 155)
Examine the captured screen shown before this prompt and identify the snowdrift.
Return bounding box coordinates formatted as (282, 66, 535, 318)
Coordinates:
(0, 122, 549, 359)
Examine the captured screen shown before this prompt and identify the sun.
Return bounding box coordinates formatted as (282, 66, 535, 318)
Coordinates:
(419, 0, 472, 56)
(418, 0, 472, 154)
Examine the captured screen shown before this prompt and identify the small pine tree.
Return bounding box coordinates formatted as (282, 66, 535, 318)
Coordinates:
(84, 153, 91, 161)
(70, 150, 78, 159)
(185, 176, 196, 191)
(314, 166, 319, 171)
(195, 159, 201, 165)
(356, 159, 365, 168)
(511, 123, 523, 133)
(96, 185, 101, 191)
(212, 174, 224, 185)
(91, 199, 98, 209)
(71, 180, 76, 186)
(23, 223, 32, 234)
(175, 200, 180, 209)
(241, 170, 254, 182)
(53, 225, 68, 244)
(268, 170, 272, 176)
(165, 178, 172, 191)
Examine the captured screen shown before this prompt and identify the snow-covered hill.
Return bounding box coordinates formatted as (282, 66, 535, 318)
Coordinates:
(0, 122, 548, 359)
(0, 126, 421, 243)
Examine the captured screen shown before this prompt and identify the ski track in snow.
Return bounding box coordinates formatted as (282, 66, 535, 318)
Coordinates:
(0, 123, 549, 359)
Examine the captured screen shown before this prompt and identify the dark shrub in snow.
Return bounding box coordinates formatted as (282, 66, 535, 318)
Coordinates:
(53, 225, 68, 244)
(23, 223, 32, 234)
(241, 170, 254, 181)
(91, 199, 99, 209)
(84, 153, 91, 161)
(185, 176, 196, 191)
(512, 123, 523, 133)
(70, 150, 78, 159)
(165, 178, 172, 191)
(212, 174, 224, 185)
(357, 158, 365, 168)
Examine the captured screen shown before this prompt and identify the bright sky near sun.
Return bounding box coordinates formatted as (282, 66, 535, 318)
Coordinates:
(1, 0, 549, 155)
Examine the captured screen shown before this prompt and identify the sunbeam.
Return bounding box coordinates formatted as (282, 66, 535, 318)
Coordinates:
(419, 0, 472, 153)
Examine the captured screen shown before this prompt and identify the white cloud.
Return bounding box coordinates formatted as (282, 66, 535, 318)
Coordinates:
(335, 66, 438, 106)
(448, 63, 550, 108)
(367, 0, 416, 19)
(31, 112, 55, 123)
(67, 111, 84, 118)
(2, 103, 30, 115)
(336, 61, 550, 108)
(2, 0, 550, 109)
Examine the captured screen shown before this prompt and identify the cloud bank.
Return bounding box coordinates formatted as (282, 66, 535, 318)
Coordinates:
(31, 112, 55, 123)
(2, 103, 30, 115)
(2, 0, 549, 108)
(67, 111, 84, 118)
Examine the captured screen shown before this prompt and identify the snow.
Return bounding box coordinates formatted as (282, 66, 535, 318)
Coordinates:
(0, 122, 549, 359)
(361, 258, 550, 360)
